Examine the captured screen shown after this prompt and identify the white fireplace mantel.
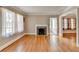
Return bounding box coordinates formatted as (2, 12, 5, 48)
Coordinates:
(35, 25, 48, 35)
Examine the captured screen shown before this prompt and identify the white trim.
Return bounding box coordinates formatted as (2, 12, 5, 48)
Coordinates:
(76, 8, 79, 47)
(25, 33, 35, 35)
(0, 33, 26, 51)
(35, 25, 48, 35)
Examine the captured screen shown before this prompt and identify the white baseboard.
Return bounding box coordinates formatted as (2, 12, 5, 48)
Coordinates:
(0, 33, 26, 51)
(25, 32, 50, 35)
(25, 33, 35, 35)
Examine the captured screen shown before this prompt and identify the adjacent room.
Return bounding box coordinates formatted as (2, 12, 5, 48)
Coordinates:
(0, 6, 79, 52)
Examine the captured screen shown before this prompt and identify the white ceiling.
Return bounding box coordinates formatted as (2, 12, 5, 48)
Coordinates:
(15, 6, 76, 15)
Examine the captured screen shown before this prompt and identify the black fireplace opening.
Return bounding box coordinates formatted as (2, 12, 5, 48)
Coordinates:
(37, 27, 47, 35)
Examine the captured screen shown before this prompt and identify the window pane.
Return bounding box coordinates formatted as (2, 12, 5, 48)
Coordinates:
(71, 18, 75, 30)
(2, 8, 15, 37)
(17, 14, 24, 32)
(50, 17, 58, 35)
(64, 18, 68, 30)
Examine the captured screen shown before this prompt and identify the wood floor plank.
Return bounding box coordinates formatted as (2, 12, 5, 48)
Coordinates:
(1, 35, 79, 52)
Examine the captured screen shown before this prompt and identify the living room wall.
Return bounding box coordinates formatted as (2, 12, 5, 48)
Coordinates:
(24, 15, 50, 35)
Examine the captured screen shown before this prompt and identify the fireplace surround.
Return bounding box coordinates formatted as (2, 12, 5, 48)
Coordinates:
(35, 25, 48, 35)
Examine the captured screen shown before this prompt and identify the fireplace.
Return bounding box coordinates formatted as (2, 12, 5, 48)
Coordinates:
(36, 25, 48, 35)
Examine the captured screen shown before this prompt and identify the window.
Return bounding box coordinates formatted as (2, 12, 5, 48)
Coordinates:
(71, 18, 75, 30)
(2, 8, 24, 37)
(63, 17, 76, 30)
(50, 17, 58, 35)
(2, 8, 15, 37)
(63, 18, 68, 30)
(16, 14, 24, 32)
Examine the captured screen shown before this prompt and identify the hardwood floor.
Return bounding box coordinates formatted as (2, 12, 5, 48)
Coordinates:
(1, 35, 79, 52)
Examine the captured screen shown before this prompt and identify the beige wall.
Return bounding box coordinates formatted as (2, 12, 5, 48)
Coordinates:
(24, 15, 50, 34)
